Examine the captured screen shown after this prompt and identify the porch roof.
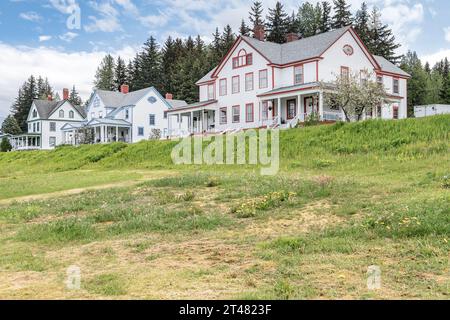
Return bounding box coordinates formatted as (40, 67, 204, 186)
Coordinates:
(167, 100, 218, 113)
(61, 122, 87, 131)
(257, 82, 320, 98)
(87, 118, 132, 127)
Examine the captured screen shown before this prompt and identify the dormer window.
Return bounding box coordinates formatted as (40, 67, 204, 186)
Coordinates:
(69, 111, 74, 119)
(232, 49, 253, 69)
(33, 110, 37, 118)
(59, 110, 64, 118)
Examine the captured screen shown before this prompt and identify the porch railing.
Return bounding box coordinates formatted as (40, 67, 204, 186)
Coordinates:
(322, 111, 343, 121)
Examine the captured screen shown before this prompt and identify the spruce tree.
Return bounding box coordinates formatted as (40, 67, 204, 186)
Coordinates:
(319, 1, 332, 33)
(354, 2, 370, 45)
(239, 19, 251, 36)
(400, 51, 428, 115)
(221, 25, 236, 55)
(0, 137, 12, 152)
(138, 36, 162, 91)
(266, 1, 289, 44)
(368, 7, 401, 63)
(68, 85, 83, 106)
(439, 58, 450, 103)
(11, 76, 38, 131)
(332, 0, 352, 29)
(1, 115, 22, 135)
(114, 56, 128, 91)
(297, 2, 320, 37)
(249, 1, 265, 32)
(94, 54, 116, 91)
(161, 36, 177, 95)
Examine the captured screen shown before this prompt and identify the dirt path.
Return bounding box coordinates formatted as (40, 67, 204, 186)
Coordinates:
(0, 170, 177, 206)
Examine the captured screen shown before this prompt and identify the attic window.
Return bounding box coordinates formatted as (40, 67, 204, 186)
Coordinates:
(93, 97, 100, 108)
(33, 110, 37, 118)
(232, 49, 253, 69)
(148, 96, 157, 104)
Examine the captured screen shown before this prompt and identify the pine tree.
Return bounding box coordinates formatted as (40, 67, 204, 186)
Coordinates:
(221, 25, 236, 55)
(239, 19, 251, 36)
(319, 1, 332, 33)
(137, 36, 162, 91)
(400, 51, 428, 115)
(209, 28, 223, 66)
(68, 85, 83, 106)
(161, 36, 178, 95)
(368, 7, 401, 63)
(287, 11, 298, 34)
(354, 2, 370, 45)
(332, 0, 352, 29)
(0, 137, 12, 152)
(424, 62, 431, 75)
(266, 1, 289, 44)
(249, 1, 265, 32)
(11, 75, 38, 131)
(1, 115, 22, 135)
(439, 58, 450, 103)
(94, 54, 116, 91)
(297, 2, 320, 37)
(114, 56, 128, 91)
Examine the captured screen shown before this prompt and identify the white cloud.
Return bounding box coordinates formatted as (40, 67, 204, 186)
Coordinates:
(421, 49, 450, 66)
(59, 32, 78, 42)
(39, 35, 52, 42)
(0, 43, 137, 118)
(19, 11, 42, 22)
(84, 1, 122, 33)
(444, 27, 450, 43)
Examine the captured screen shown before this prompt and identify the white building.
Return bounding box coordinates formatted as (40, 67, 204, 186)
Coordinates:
(167, 26, 410, 136)
(10, 89, 86, 150)
(414, 105, 450, 118)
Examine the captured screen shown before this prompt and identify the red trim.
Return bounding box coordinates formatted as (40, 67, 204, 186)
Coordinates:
(245, 72, 254, 91)
(316, 61, 319, 82)
(259, 69, 268, 89)
(341, 66, 349, 78)
(392, 77, 400, 95)
(207, 83, 215, 100)
(219, 107, 227, 124)
(261, 101, 269, 120)
(232, 105, 240, 123)
(293, 64, 304, 85)
(257, 85, 320, 98)
(245, 103, 254, 122)
(232, 75, 240, 94)
(166, 100, 217, 113)
(393, 105, 399, 119)
(343, 44, 354, 56)
(196, 80, 216, 86)
(219, 78, 227, 96)
(286, 99, 297, 119)
(377, 70, 410, 79)
(269, 57, 322, 68)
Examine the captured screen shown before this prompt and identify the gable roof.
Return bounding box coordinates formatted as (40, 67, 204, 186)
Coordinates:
(196, 67, 217, 85)
(374, 55, 411, 78)
(95, 87, 175, 110)
(32, 100, 86, 120)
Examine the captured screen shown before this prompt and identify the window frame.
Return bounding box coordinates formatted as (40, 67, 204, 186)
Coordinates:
(49, 137, 56, 147)
(69, 110, 74, 119)
(207, 83, 215, 100)
(232, 105, 240, 123)
(59, 110, 64, 118)
(259, 69, 268, 89)
(262, 101, 269, 121)
(219, 107, 227, 125)
(286, 99, 297, 120)
(232, 49, 253, 69)
(245, 103, 254, 123)
(393, 105, 399, 119)
(138, 127, 144, 136)
(232, 76, 240, 94)
(49, 122, 56, 132)
(149, 114, 156, 126)
(245, 72, 254, 92)
(219, 78, 227, 96)
(393, 78, 400, 94)
(294, 64, 304, 85)
(341, 66, 350, 80)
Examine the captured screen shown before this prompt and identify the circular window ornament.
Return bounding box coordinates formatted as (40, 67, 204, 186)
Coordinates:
(343, 45, 354, 56)
(148, 96, 157, 104)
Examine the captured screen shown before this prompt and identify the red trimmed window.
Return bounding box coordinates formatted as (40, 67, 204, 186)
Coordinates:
(393, 105, 399, 119)
(245, 73, 254, 91)
(294, 65, 304, 85)
(259, 69, 268, 89)
(219, 79, 227, 96)
(341, 66, 349, 79)
(262, 101, 269, 120)
(246, 103, 254, 122)
(232, 76, 240, 94)
(220, 107, 227, 124)
(232, 49, 253, 69)
(360, 70, 368, 86)
(377, 75, 383, 85)
(287, 100, 296, 119)
(232, 105, 240, 123)
(393, 78, 399, 94)
(207, 84, 215, 100)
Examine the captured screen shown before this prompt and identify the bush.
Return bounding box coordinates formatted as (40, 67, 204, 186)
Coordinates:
(0, 137, 12, 152)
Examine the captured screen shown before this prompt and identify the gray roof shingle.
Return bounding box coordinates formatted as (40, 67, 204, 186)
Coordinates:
(33, 100, 86, 119)
(374, 55, 411, 77)
(96, 87, 152, 108)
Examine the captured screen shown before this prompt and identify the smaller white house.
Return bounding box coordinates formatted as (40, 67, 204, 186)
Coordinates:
(63, 85, 181, 145)
(414, 105, 450, 118)
(10, 89, 86, 150)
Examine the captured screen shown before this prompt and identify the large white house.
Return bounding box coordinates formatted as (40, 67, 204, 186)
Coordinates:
(167, 26, 410, 136)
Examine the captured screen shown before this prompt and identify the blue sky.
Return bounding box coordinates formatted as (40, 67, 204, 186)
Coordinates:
(0, 0, 450, 119)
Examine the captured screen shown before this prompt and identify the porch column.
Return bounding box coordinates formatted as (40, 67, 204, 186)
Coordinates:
(116, 126, 119, 142)
(298, 95, 303, 122)
(318, 92, 324, 121)
(277, 98, 282, 125)
(99, 126, 103, 143)
(191, 111, 194, 133)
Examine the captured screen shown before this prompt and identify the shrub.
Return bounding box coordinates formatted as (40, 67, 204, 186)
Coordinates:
(0, 137, 12, 152)
(442, 175, 450, 189)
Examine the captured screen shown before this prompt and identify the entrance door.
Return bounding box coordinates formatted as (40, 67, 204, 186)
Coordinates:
(286, 99, 297, 119)
(304, 97, 317, 116)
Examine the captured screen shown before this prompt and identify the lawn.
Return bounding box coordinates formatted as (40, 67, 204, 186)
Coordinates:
(0, 116, 448, 299)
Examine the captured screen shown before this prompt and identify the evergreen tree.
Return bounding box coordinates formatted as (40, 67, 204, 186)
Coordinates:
(368, 7, 401, 63)
(221, 25, 236, 55)
(0, 137, 12, 152)
(36, 76, 53, 100)
(424, 68, 443, 105)
(137, 36, 162, 91)
(400, 51, 428, 115)
(68, 85, 83, 106)
(332, 0, 352, 29)
(249, 1, 265, 32)
(239, 19, 251, 36)
(114, 56, 128, 91)
(11, 75, 38, 131)
(424, 62, 431, 75)
(287, 11, 298, 34)
(297, 2, 321, 37)
(319, 1, 332, 33)
(94, 54, 116, 91)
(266, 1, 289, 44)
(354, 2, 370, 45)
(1, 115, 22, 135)
(161, 36, 178, 95)
(439, 58, 450, 103)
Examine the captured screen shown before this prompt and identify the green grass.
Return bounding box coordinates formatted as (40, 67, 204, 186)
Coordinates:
(0, 115, 449, 299)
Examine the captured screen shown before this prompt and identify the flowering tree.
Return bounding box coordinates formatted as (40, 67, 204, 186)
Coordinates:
(321, 69, 387, 122)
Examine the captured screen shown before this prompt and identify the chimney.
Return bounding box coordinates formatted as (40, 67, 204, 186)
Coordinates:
(286, 33, 300, 43)
(253, 25, 265, 41)
(63, 88, 69, 101)
(165, 93, 173, 100)
(47, 94, 53, 101)
(120, 84, 129, 94)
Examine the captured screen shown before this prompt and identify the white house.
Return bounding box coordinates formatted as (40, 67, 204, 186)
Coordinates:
(62, 85, 181, 145)
(414, 105, 450, 118)
(10, 89, 86, 150)
(167, 26, 410, 136)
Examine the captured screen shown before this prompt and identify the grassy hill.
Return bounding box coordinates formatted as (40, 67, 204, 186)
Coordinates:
(0, 115, 449, 299)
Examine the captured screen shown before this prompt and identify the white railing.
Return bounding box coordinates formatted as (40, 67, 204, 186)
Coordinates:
(270, 116, 280, 129)
(322, 112, 343, 121)
(287, 114, 301, 128)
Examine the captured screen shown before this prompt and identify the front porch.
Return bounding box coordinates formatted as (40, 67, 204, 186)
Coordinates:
(167, 101, 217, 137)
(258, 85, 344, 128)
(61, 119, 132, 145)
(10, 134, 41, 150)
